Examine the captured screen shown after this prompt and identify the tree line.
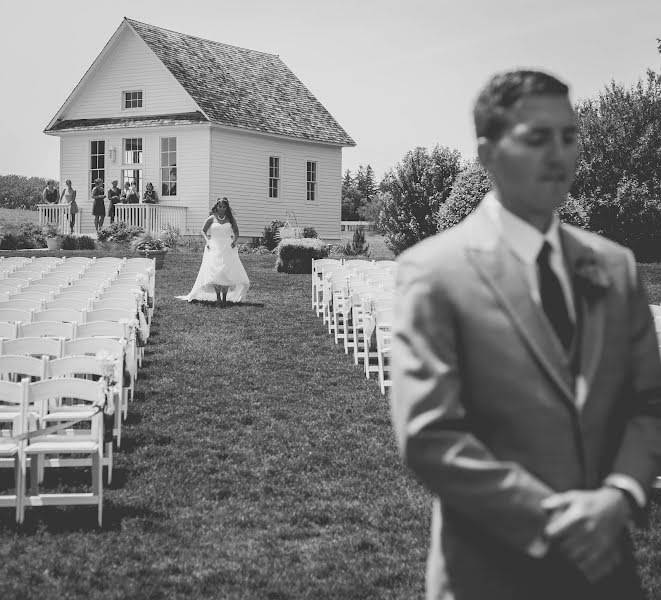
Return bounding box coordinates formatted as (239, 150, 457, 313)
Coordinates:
(347, 59, 661, 261)
(0, 174, 54, 210)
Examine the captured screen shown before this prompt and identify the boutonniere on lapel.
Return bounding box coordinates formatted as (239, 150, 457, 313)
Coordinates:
(573, 250, 610, 302)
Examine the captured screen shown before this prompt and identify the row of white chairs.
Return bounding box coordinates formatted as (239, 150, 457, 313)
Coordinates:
(312, 259, 396, 394)
(0, 256, 157, 523)
(0, 377, 110, 525)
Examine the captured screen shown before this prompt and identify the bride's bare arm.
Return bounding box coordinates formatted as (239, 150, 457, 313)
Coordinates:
(231, 222, 239, 248)
(201, 217, 214, 248)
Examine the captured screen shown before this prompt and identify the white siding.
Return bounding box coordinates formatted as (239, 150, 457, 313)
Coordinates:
(210, 127, 342, 241)
(64, 26, 198, 121)
(59, 126, 211, 235)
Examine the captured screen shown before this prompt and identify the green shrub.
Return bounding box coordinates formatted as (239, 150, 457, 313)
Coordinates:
(97, 221, 145, 243)
(0, 233, 19, 250)
(302, 226, 318, 238)
(342, 225, 370, 257)
(60, 234, 78, 250)
(262, 220, 285, 251)
(17, 222, 46, 248)
(77, 235, 96, 250)
(180, 236, 205, 253)
(160, 225, 182, 250)
(275, 238, 329, 273)
(436, 160, 492, 231)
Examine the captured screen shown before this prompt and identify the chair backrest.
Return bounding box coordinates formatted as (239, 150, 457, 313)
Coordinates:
(0, 299, 44, 312)
(375, 307, 393, 326)
(0, 280, 24, 292)
(1, 257, 31, 266)
(61, 257, 94, 266)
(19, 321, 76, 340)
(68, 281, 106, 294)
(96, 257, 126, 266)
(86, 308, 135, 323)
(48, 355, 117, 381)
(63, 336, 126, 359)
(54, 289, 98, 301)
(0, 308, 33, 324)
(0, 354, 47, 380)
(24, 284, 63, 295)
(45, 298, 90, 311)
(9, 292, 53, 303)
(0, 321, 18, 339)
(1, 337, 62, 358)
(76, 320, 128, 340)
(32, 308, 86, 324)
(41, 273, 77, 286)
(91, 298, 137, 312)
(8, 272, 41, 282)
(28, 378, 105, 442)
(77, 276, 115, 287)
(650, 304, 661, 317)
(0, 379, 29, 425)
(33, 257, 63, 267)
(16, 263, 51, 274)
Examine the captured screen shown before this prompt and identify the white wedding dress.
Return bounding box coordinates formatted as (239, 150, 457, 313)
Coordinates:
(177, 220, 250, 302)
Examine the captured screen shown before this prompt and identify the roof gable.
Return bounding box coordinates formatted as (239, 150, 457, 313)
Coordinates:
(126, 19, 355, 146)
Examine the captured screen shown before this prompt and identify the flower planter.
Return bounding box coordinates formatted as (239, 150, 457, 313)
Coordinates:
(137, 248, 167, 269)
(46, 237, 62, 251)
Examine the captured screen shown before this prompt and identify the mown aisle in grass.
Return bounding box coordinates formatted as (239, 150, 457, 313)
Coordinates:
(0, 253, 428, 600)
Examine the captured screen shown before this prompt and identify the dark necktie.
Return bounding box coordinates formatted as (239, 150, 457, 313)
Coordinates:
(537, 241, 574, 351)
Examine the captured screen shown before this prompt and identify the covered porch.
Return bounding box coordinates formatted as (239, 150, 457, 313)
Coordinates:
(38, 204, 188, 236)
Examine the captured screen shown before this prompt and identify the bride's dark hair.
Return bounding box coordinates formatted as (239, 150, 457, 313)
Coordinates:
(212, 197, 237, 228)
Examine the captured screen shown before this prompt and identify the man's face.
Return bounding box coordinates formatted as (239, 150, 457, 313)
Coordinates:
(478, 94, 577, 229)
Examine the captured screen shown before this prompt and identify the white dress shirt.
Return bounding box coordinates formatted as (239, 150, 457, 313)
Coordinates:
(482, 192, 645, 555)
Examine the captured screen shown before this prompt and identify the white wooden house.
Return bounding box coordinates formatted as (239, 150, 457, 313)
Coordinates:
(44, 18, 355, 241)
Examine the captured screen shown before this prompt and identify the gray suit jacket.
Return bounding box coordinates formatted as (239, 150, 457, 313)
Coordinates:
(391, 201, 661, 600)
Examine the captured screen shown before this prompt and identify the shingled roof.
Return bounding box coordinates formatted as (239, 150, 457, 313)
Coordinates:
(124, 19, 355, 146)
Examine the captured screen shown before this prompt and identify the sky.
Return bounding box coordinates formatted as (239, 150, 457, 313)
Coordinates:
(1, 0, 659, 183)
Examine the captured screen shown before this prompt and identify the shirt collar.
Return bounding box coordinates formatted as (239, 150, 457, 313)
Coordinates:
(483, 191, 563, 265)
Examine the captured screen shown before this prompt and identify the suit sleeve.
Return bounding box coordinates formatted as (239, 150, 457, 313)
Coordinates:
(610, 250, 661, 496)
(390, 254, 554, 552)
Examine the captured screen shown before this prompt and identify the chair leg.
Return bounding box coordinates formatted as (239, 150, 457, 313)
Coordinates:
(93, 451, 103, 528)
(105, 442, 113, 485)
(14, 454, 23, 524)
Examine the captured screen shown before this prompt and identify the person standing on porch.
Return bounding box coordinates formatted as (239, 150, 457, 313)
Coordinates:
(143, 182, 158, 204)
(91, 178, 106, 232)
(42, 180, 59, 204)
(107, 180, 121, 224)
(59, 179, 78, 234)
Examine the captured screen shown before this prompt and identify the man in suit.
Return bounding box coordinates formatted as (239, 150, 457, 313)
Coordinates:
(391, 70, 661, 600)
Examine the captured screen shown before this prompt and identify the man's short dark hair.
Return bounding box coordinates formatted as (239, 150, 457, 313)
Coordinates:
(473, 70, 570, 140)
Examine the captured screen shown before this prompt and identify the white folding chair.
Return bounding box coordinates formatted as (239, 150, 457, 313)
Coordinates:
(10, 291, 55, 304)
(0, 321, 18, 340)
(19, 321, 76, 340)
(311, 259, 341, 312)
(0, 337, 63, 359)
(0, 379, 29, 523)
(33, 308, 86, 324)
(45, 298, 90, 311)
(23, 378, 107, 527)
(0, 308, 34, 324)
(23, 284, 63, 296)
(0, 280, 25, 294)
(33, 257, 64, 267)
(375, 308, 393, 395)
(0, 299, 44, 312)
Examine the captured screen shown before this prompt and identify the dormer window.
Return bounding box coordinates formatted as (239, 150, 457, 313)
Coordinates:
(123, 90, 143, 109)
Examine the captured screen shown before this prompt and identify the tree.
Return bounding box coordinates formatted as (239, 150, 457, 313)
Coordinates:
(0, 174, 55, 210)
(436, 159, 491, 231)
(341, 165, 378, 221)
(379, 145, 462, 255)
(571, 68, 661, 259)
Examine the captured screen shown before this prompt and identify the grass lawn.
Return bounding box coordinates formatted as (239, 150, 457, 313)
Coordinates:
(0, 228, 659, 597)
(0, 207, 39, 226)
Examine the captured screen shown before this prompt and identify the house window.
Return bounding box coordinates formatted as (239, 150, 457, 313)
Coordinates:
(307, 161, 317, 202)
(124, 138, 143, 165)
(123, 90, 143, 109)
(269, 156, 279, 198)
(90, 140, 105, 191)
(160, 137, 177, 197)
(122, 170, 142, 195)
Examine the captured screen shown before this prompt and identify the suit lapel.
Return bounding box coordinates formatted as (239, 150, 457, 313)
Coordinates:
(559, 227, 606, 393)
(464, 206, 575, 407)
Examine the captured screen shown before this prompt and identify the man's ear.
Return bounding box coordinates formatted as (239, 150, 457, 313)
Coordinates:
(476, 137, 493, 170)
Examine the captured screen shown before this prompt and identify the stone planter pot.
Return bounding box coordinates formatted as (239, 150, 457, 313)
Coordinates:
(137, 248, 167, 269)
(46, 237, 62, 251)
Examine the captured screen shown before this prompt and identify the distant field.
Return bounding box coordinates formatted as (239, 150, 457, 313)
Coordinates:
(0, 207, 39, 226)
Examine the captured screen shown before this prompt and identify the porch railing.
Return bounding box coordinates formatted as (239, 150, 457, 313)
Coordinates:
(37, 204, 81, 235)
(114, 204, 188, 235)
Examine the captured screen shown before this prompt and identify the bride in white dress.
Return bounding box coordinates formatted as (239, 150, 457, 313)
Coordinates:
(177, 198, 250, 305)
